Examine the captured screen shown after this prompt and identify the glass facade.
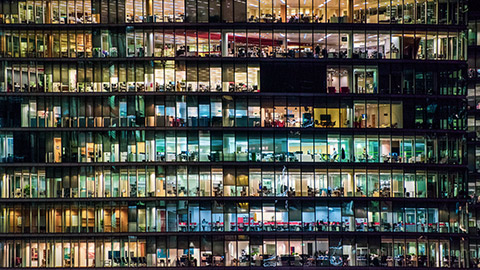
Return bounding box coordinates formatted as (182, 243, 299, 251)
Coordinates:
(0, 0, 467, 25)
(467, 3, 480, 269)
(0, 167, 466, 198)
(0, 29, 467, 60)
(0, 0, 473, 269)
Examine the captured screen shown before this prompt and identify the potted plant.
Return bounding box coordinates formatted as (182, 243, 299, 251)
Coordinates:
(23, 184, 30, 197)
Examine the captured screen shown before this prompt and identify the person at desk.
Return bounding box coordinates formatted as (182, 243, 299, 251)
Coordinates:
(331, 148, 338, 162)
(321, 47, 327, 58)
(201, 219, 208, 231)
(315, 45, 321, 58)
(262, 185, 269, 195)
(240, 187, 247, 196)
(329, 13, 337, 23)
(307, 186, 314, 197)
(362, 147, 368, 161)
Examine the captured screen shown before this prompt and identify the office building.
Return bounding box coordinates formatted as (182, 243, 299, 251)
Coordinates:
(467, 0, 480, 267)
(0, 0, 471, 268)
